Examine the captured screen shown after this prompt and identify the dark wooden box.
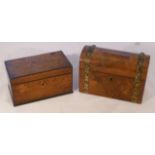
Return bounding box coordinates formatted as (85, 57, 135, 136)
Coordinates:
(5, 51, 73, 106)
(79, 45, 150, 103)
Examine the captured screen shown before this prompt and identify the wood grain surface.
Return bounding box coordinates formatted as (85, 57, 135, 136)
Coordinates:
(5, 51, 73, 106)
(79, 45, 150, 103)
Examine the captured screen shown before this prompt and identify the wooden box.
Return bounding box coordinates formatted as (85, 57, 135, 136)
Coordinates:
(79, 45, 150, 103)
(5, 51, 73, 106)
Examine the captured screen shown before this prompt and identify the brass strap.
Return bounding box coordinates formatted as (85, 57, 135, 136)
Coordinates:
(131, 52, 145, 103)
(83, 45, 95, 92)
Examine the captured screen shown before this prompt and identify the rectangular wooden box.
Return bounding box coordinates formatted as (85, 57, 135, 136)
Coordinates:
(5, 51, 73, 106)
(79, 45, 150, 103)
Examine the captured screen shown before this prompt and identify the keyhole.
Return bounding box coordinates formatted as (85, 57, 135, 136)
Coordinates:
(41, 81, 46, 86)
(109, 77, 113, 81)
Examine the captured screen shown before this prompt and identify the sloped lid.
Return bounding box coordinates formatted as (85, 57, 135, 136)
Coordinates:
(5, 51, 72, 84)
(80, 46, 150, 80)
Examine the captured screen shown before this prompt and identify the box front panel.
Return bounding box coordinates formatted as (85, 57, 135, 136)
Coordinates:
(12, 74, 72, 106)
(80, 69, 145, 103)
(89, 71, 134, 101)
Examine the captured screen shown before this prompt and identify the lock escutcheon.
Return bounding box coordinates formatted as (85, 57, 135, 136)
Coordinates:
(40, 80, 47, 86)
(108, 77, 113, 81)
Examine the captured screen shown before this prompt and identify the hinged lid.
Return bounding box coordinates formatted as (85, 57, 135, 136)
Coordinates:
(80, 46, 150, 80)
(5, 51, 72, 85)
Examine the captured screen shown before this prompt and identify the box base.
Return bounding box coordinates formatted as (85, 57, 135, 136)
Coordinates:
(9, 86, 73, 106)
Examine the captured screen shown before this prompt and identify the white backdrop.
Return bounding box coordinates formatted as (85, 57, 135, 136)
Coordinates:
(0, 42, 154, 112)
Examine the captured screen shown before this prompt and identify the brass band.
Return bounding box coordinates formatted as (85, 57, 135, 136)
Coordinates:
(83, 45, 95, 92)
(131, 52, 145, 103)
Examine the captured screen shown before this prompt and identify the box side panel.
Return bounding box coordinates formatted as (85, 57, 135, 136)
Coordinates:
(12, 73, 72, 106)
